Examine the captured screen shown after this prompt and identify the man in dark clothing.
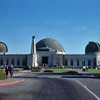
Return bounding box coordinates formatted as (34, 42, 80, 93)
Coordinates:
(8, 64, 14, 78)
(5, 65, 8, 77)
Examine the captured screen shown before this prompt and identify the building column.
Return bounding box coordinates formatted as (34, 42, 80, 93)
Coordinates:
(59, 55, 63, 66)
(3, 56, 6, 66)
(79, 59, 82, 67)
(52, 54, 56, 66)
(8, 58, 11, 65)
(20, 58, 22, 67)
(85, 58, 88, 66)
(68, 59, 70, 67)
(14, 58, 17, 67)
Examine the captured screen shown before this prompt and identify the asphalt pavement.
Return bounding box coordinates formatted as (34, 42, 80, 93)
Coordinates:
(0, 72, 99, 100)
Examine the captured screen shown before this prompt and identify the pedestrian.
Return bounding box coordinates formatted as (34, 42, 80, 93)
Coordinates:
(86, 66, 88, 71)
(5, 65, 8, 77)
(8, 64, 14, 78)
(82, 66, 86, 72)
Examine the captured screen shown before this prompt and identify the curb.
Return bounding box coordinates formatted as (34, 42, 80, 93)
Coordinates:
(0, 79, 24, 86)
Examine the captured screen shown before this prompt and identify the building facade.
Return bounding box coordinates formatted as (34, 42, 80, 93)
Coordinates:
(0, 36, 100, 68)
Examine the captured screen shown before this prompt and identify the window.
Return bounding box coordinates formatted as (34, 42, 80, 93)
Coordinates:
(11, 59, 14, 65)
(42, 56, 48, 64)
(64, 59, 68, 66)
(0, 59, 3, 65)
(70, 59, 73, 66)
(17, 59, 20, 66)
(77, 59, 79, 66)
(6, 59, 9, 65)
(22, 57, 27, 66)
(88, 59, 91, 66)
(93, 58, 96, 67)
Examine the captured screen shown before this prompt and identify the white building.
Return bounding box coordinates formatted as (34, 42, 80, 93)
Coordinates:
(0, 36, 100, 68)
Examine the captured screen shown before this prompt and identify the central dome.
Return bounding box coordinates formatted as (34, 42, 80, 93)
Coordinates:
(36, 38, 65, 52)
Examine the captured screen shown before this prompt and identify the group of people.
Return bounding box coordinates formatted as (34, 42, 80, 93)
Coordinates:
(5, 64, 14, 78)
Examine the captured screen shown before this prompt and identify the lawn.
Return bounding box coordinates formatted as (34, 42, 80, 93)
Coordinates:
(31, 66, 100, 74)
(45, 67, 100, 74)
(87, 69, 100, 74)
(46, 68, 74, 73)
(0, 69, 7, 80)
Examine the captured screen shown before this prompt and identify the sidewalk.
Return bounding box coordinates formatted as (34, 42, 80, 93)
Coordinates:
(0, 72, 25, 86)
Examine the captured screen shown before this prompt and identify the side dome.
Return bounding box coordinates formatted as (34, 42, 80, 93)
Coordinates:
(36, 38, 65, 52)
(0, 42, 8, 53)
(85, 41, 100, 54)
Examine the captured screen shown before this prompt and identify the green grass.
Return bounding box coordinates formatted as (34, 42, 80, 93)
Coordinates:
(30, 66, 100, 74)
(46, 68, 74, 73)
(47, 67, 100, 74)
(87, 69, 100, 74)
(45, 67, 100, 74)
(0, 69, 7, 80)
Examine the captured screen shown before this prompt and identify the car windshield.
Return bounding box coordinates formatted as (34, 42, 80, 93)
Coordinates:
(0, 0, 100, 100)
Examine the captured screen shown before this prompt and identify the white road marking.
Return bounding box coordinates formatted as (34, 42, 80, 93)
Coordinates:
(75, 80, 100, 100)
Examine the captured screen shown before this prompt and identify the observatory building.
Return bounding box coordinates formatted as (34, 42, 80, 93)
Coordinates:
(0, 36, 100, 68)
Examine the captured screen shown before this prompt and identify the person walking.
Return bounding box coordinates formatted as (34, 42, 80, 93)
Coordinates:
(5, 65, 8, 77)
(8, 64, 14, 78)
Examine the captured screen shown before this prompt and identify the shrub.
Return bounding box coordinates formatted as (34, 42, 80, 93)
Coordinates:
(23, 66, 29, 70)
(14, 68, 23, 71)
(32, 67, 41, 72)
(44, 69, 53, 72)
(62, 70, 79, 75)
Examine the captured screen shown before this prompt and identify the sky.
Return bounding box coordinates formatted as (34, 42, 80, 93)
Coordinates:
(0, 0, 100, 54)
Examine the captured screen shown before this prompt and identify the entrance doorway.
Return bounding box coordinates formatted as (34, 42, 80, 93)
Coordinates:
(42, 56, 48, 65)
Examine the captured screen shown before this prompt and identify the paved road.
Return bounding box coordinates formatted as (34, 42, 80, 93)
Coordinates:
(0, 73, 98, 100)
(73, 78, 100, 99)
